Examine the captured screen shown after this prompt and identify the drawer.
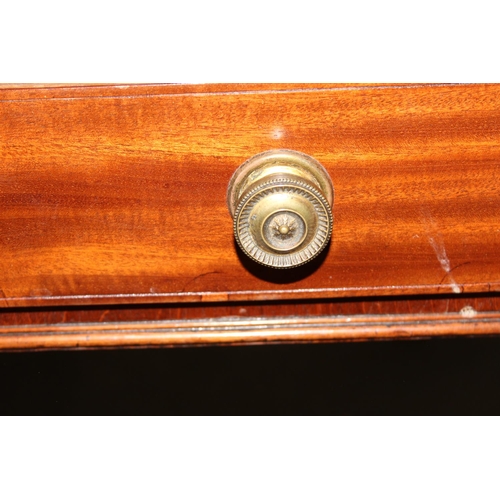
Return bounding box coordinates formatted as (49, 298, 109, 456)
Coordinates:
(1, 83, 500, 349)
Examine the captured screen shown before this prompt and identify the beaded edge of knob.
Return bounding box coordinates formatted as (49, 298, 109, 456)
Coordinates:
(233, 177, 333, 269)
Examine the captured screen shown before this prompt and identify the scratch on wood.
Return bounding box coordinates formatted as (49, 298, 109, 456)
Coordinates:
(181, 271, 222, 293)
(449, 261, 472, 274)
(422, 209, 461, 294)
(428, 236, 461, 293)
(0, 289, 10, 308)
(98, 310, 109, 322)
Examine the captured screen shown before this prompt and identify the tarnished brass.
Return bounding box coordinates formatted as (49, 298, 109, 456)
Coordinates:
(227, 150, 334, 269)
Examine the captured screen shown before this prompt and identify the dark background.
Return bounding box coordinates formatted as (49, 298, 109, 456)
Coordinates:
(1, 336, 499, 415)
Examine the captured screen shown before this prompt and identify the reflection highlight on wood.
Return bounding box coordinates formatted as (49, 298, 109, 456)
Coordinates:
(1, 311, 500, 350)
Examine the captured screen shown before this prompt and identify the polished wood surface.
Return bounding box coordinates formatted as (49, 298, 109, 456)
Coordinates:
(2, 294, 500, 325)
(1, 83, 499, 308)
(0, 293, 498, 350)
(2, 309, 500, 350)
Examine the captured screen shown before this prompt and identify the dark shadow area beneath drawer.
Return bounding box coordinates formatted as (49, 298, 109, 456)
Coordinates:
(1, 336, 499, 415)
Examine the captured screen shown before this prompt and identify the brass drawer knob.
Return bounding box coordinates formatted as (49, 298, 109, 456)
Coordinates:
(227, 150, 334, 269)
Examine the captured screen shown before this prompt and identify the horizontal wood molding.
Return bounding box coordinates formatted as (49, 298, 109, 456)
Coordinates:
(0, 83, 451, 101)
(1, 293, 499, 324)
(2, 283, 500, 308)
(1, 310, 500, 350)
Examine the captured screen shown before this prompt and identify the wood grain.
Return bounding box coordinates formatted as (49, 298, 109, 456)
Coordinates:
(1, 83, 500, 307)
(1, 311, 500, 351)
(1, 294, 499, 326)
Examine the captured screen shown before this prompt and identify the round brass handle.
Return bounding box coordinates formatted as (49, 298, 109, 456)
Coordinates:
(227, 150, 334, 269)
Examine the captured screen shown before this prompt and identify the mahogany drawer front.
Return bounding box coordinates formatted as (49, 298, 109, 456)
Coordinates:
(1, 83, 500, 308)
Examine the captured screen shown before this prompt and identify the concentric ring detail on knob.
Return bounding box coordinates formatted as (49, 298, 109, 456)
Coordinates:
(234, 177, 332, 268)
